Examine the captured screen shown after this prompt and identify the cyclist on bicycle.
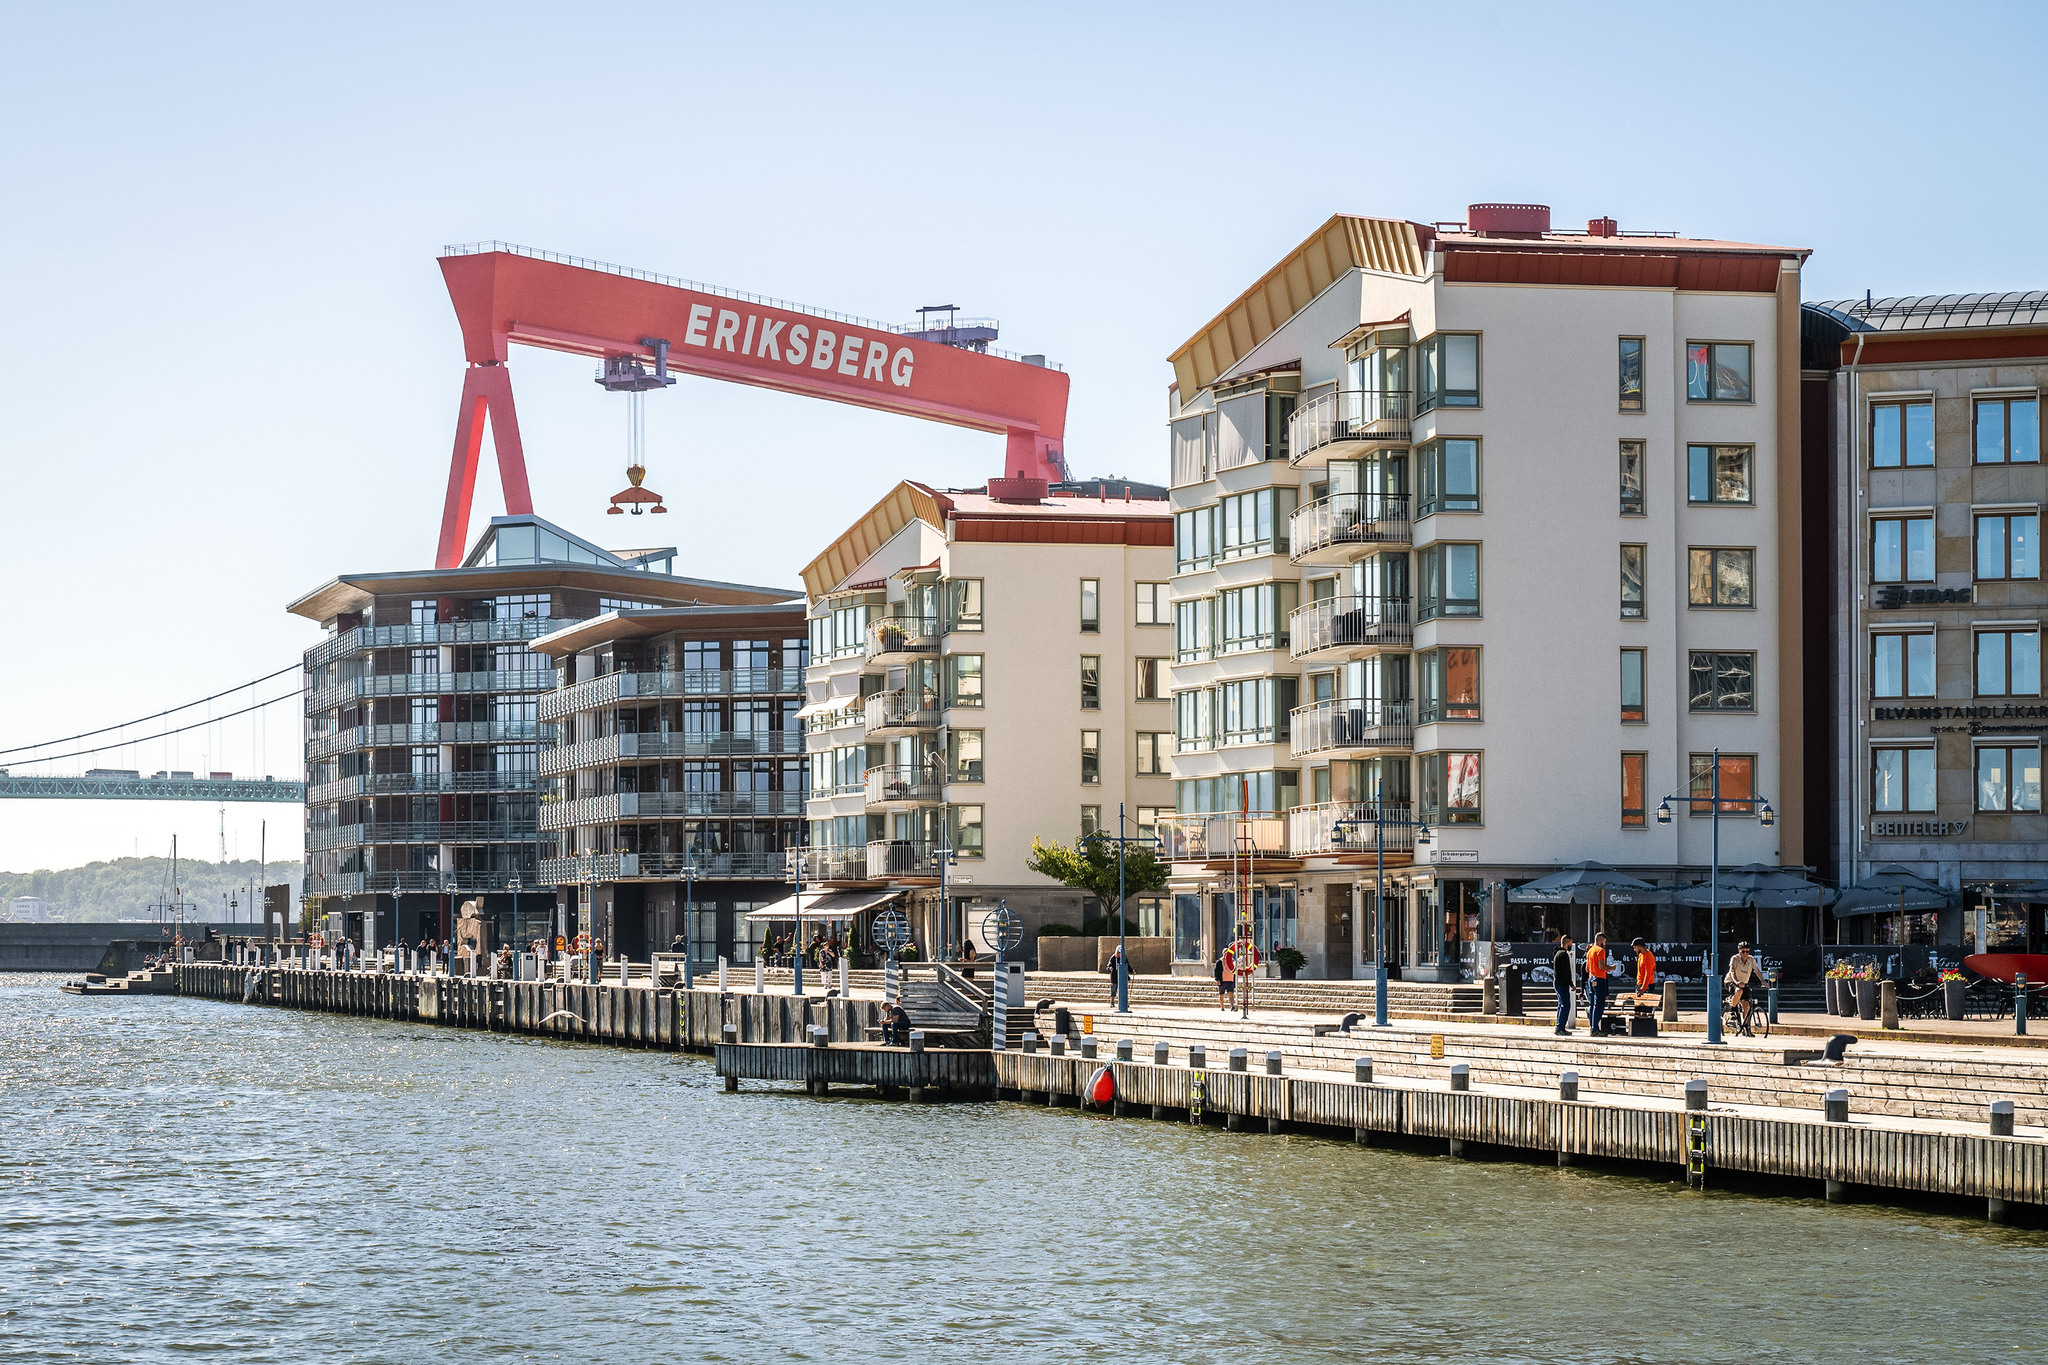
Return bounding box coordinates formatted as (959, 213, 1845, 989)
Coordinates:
(1724, 941, 1765, 1023)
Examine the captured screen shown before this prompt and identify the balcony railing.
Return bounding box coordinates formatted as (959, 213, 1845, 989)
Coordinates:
(865, 688, 941, 733)
(1156, 811, 1289, 862)
(864, 614, 941, 662)
(1287, 800, 1417, 858)
(1288, 595, 1411, 659)
(1289, 699, 1415, 758)
(538, 790, 806, 829)
(538, 729, 801, 776)
(307, 869, 534, 896)
(305, 721, 550, 762)
(303, 616, 559, 669)
(304, 770, 537, 805)
(865, 764, 944, 805)
(307, 669, 557, 714)
(539, 668, 804, 721)
(1288, 493, 1412, 562)
(866, 839, 939, 880)
(626, 850, 790, 879)
(790, 846, 869, 882)
(306, 820, 533, 851)
(1288, 388, 1411, 466)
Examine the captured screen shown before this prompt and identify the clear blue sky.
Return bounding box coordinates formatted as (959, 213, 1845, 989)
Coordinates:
(3, 1, 2044, 872)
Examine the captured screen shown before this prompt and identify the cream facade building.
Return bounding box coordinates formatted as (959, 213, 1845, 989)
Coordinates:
(1163, 204, 1809, 980)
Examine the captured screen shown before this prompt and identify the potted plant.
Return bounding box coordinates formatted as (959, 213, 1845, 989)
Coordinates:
(1823, 963, 1847, 1015)
(1275, 947, 1306, 980)
(1941, 967, 1966, 1020)
(1855, 964, 1880, 1021)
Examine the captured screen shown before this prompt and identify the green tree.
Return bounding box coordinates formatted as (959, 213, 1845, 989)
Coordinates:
(1025, 834, 1169, 931)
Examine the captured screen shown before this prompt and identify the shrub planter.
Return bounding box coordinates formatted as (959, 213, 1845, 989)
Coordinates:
(1856, 979, 1879, 1020)
(1945, 979, 1966, 1020)
(1825, 978, 1841, 1015)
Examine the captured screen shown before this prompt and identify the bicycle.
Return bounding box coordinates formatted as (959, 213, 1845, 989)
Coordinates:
(1724, 981, 1770, 1038)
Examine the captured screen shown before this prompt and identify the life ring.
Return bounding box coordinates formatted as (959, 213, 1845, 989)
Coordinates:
(1086, 1065, 1116, 1108)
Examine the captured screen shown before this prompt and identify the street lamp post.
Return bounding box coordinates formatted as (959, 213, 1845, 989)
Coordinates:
(1655, 745, 1775, 1046)
(1088, 803, 1162, 1014)
(789, 850, 806, 997)
(1336, 785, 1431, 1028)
(680, 859, 701, 990)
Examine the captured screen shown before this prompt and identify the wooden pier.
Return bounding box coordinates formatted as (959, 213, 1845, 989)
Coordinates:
(716, 1041, 998, 1097)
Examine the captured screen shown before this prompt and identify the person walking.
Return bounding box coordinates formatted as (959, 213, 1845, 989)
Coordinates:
(959, 939, 979, 981)
(1214, 947, 1236, 1012)
(1551, 932, 1578, 1036)
(1585, 933, 1611, 1036)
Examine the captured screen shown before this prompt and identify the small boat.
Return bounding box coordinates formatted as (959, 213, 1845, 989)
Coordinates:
(1962, 953, 2048, 984)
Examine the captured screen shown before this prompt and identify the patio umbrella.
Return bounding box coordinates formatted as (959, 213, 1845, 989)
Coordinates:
(1674, 862, 1838, 910)
(1832, 865, 1954, 946)
(1508, 860, 1669, 936)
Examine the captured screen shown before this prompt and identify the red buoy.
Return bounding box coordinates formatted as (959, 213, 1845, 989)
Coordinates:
(1086, 1065, 1116, 1108)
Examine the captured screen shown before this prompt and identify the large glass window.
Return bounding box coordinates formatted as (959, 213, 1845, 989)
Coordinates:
(1136, 733, 1170, 775)
(1174, 597, 1214, 663)
(1975, 396, 2040, 464)
(1621, 544, 1646, 619)
(1219, 488, 1294, 558)
(1416, 647, 1480, 723)
(1420, 543, 1480, 621)
(1174, 506, 1217, 570)
(1688, 753, 1755, 815)
(1872, 516, 1935, 583)
(1872, 400, 1934, 468)
(1216, 677, 1296, 745)
(1872, 632, 1937, 698)
(1618, 337, 1644, 412)
(1873, 747, 1936, 813)
(1135, 582, 1170, 626)
(945, 654, 984, 708)
(950, 804, 984, 857)
(1686, 342, 1753, 402)
(1976, 630, 2042, 697)
(1621, 753, 1647, 827)
(1217, 583, 1294, 652)
(1689, 651, 1756, 712)
(1619, 441, 1645, 515)
(1174, 689, 1215, 752)
(1621, 649, 1646, 723)
(1419, 752, 1482, 825)
(1687, 444, 1753, 504)
(1975, 514, 2040, 580)
(945, 579, 983, 632)
(1080, 655, 1100, 711)
(1977, 745, 2043, 812)
(1688, 547, 1755, 607)
(1417, 439, 1480, 517)
(1417, 333, 1481, 413)
(1136, 657, 1166, 701)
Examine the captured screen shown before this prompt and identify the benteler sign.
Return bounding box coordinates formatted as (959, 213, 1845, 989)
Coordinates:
(1868, 819, 1971, 839)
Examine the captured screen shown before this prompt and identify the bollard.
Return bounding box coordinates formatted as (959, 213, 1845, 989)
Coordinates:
(1824, 1088, 1849, 1123)
(1560, 1070, 1580, 1101)
(908, 1029, 925, 1053)
(1265, 1050, 1283, 1076)
(1880, 979, 1899, 1030)
(1482, 976, 1498, 1016)
(1767, 980, 1780, 1025)
(1023, 1031, 1040, 1053)
(1152, 1041, 1169, 1066)
(810, 1025, 829, 1048)
(1189, 1045, 1206, 1070)
(1354, 1057, 1374, 1084)
(1228, 1047, 1248, 1072)
(1450, 1063, 1471, 1092)
(1685, 1079, 1708, 1111)
(1080, 1037, 1097, 1060)
(1117, 1038, 1133, 1062)
(1991, 1099, 2015, 1136)
(721, 1022, 737, 1045)
(1050, 1036, 1067, 1056)
(1662, 980, 1679, 1023)
(2019, 973, 2029, 1036)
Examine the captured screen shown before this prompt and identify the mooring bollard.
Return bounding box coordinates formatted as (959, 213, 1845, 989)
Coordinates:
(1354, 1057, 1373, 1084)
(1450, 1063, 1470, 1092)
(1767, 979, 1780, 1025)
(1265, 1049, 1283, 1076)
(1991, 1099, 2016, 1136)
(1188, 1045, 1206, 1070)
(1152, 1041, 1169, 1066)
(1482, 976, 1498, 1016)
(1080, 1037, 1097, 1060)
(1023, 1031, 1040, 1053)
(1117, 1038, 1133, 1062)
(721, 1022, 737, 1045)
(1685, 1079, 1708, 1111)
(1228, 1047, 1248, 1073)
(811, 1025, 830, 1049)
(1880, 979, 1899, 1030)
(909, 1029, 926, 1053)
(1824, 1088, 1850, 1123)
(1050, 1036, 1067, 1056)
(1560, 1070, 1580, 1101)
(1662, 980, 1679, 1023)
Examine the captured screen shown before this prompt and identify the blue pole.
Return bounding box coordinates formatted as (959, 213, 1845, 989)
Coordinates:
(1375, 787, 1389, 1027)
(1707, 748, 1724, 1045)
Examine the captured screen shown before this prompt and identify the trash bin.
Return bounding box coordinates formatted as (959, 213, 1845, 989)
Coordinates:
(1053, 1005, 1073, 1037)
(1498, 964, 1523, 1017)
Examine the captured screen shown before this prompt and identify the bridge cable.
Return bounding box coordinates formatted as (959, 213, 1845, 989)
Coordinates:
(5, 692, 303, 767)
(0, 664, 299, 756)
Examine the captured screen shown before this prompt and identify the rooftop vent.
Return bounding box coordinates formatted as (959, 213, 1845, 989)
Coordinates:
(1587, 216, 1618, 238)
(986, 476, 1049, 503)
(1467, 202, 1550, 238)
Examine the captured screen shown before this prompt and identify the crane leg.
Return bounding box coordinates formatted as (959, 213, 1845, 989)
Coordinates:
(436, 362, 535, 568)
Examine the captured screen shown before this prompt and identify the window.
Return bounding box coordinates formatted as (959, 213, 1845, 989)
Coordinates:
(1417, 647, 1480, 723)
(1619, 441, 1645, 515)
(1079, 579, 1100, 633)
(1621, 544, 1646, 619)
(1872, 516, 1935, 583)
(1136, 806, 1172, 838)
(1686, 342, 1753, 402)
(1976, 514, 2040, 580)
(948, 730, 984, 783)
(1176, 770, 1299, 816)
(1872, 400, 1934, 468)
(1137, 733, 1170, 775)
(945, 654, 984, 708)
(1689, 651, 1756, 712)
(1136, 582, 1170, 626)
(1873, 747, 1936, 813)
(1621, 649, 1646, 723)
(1081, 806, 1103, 839)
(1419, 752, 1482, 825)
(1687, 444, 1753, 504)
(1136, 658, 1166, 701)
(1080, 656, 1101, 710)
(599, 597, 662, 613)
(1872, 632, 1936, 699)
(1415, 438, 1480, 518)
(945, 578, 983, 632)
(1688, 753, 1756, 815)
(1080, 730, 1101, 785)
(1417, 333, 1481, 412)
(1619, 337, 1644, 412)
(1688, 547, 1755, 608)
(1217, 677, 1295, 745)
(950, 804, 984, 857)
(1174, 597, 1214, 662)
(1174, 689, 1215, 752)
(1976, 745, 2042, 812)
(1218, 583, 1294, 652)
(1420, 543, 1480, 620)
(1621, 753, 1647, 827)
(1219, 488, 1294, 557)
(1976, 630, 2041, 697)
(1175, 507, 1217, 570)
(1975, 396, 2040, 464)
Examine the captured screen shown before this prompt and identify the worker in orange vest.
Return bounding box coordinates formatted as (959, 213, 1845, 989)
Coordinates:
(1585, 934, 1611, 1034)
(1632, 937, 1657, 998)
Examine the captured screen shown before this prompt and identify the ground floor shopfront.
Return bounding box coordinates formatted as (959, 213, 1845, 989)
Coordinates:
(321, 891, 557, 956)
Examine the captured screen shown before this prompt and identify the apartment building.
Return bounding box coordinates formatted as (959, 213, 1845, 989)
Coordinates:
(1804, 293, 2048, 951)
(529, 599, 808, 961)
(797, 477, 1174, 960)
(1164, 205, 1808, 980)
(289, 513, 788, 952)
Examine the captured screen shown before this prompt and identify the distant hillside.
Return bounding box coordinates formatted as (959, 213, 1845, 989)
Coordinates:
(0, 857, 303, 923)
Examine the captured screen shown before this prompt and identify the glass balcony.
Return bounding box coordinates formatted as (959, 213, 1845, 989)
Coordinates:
(864, 614, 941, 664)
(864, 688, 941, 736)
(1289, 493, 1412, 564)
(1287, 800, 1417, 858)
(1156, 811, 1289, 862)
(1289, 700, 1414, 758)
(865, 839, 940, 881)
(1289, 389, 1411, 469)
(1288, 596, 1412, 660)
(864, 764, 944, 807)
(790, 846, 870, 882)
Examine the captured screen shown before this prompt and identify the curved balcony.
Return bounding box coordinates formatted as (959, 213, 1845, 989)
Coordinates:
(864, 764, 944, 808)
(864, 688, 941, 737)
(1288, 596, 1412, 661)
(1288, 389, 1411, 468)
(1287, 800, 1416, 858)
(866, 839, 940, 882)
(864, 614, 940, 665)
(1289, 493, 1412, 564)
(1290, 700, 1414, 759)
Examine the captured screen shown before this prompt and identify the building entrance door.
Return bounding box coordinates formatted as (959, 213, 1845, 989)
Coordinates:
(1324, 885, 1353, 979)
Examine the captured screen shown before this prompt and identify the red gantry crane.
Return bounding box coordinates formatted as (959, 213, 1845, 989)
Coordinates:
(433, 243, 1073, 567)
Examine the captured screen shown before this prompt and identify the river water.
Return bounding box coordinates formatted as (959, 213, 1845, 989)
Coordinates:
(3, 973, 2045, 1364)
